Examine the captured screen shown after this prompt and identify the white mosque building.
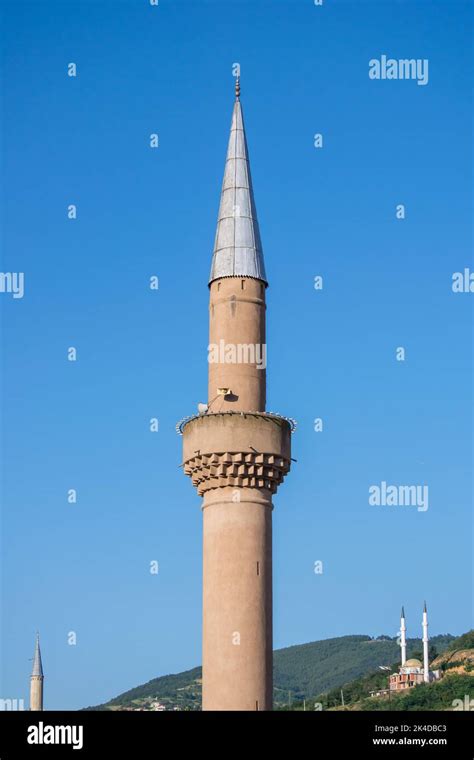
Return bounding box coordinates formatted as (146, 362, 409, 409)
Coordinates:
(389, 603, 441, 692)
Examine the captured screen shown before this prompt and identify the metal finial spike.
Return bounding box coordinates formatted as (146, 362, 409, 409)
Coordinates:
(235, 77, 240, 100)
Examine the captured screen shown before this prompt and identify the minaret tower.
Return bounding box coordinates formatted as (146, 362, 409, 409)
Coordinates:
(29, 632, 44, 711)
(400, 606, 407, 666)
(422, 601, 429, 682)
(180, 78, 293, 711)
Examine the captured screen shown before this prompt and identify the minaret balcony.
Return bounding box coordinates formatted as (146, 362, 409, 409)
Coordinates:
(179, 411, 294, 497)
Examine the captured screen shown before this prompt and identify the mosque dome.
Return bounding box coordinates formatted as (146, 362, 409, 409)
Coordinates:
(404, 658, 423, 668)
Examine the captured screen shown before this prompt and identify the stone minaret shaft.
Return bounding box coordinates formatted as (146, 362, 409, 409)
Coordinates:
(182, 80, 292, 711)
(29, 633, 44, 711)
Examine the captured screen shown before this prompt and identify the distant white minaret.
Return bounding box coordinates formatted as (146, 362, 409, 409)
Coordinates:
(29, 632, 44, 711)
(400, 606, 407, 665)
(422, 601, 429, 683)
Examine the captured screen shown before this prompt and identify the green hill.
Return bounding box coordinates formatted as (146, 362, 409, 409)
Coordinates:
(82, 633, 454, 711)
(273, 634, 450, 703)
(446, 630, 474, 651)
(282, 663, 400, 711)
(283, 630, 474, 712)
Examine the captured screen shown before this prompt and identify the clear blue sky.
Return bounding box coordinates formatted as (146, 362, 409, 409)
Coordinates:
(0, 0, 472, 710)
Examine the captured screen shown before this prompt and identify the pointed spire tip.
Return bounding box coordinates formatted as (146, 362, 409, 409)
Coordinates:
(209, 78, 267, 286)
(32, 631, 43, 677)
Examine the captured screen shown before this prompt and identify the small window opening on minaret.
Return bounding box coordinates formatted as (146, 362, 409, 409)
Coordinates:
(256, 561, 260, 575)
(241, 279, 245, 289)
(217, 282, 221, 291)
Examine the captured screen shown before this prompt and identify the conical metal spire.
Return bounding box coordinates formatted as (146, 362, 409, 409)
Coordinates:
(31, 632, 43, 677)
(209, 79, 267, 285)
(401, 606, 405, 618)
